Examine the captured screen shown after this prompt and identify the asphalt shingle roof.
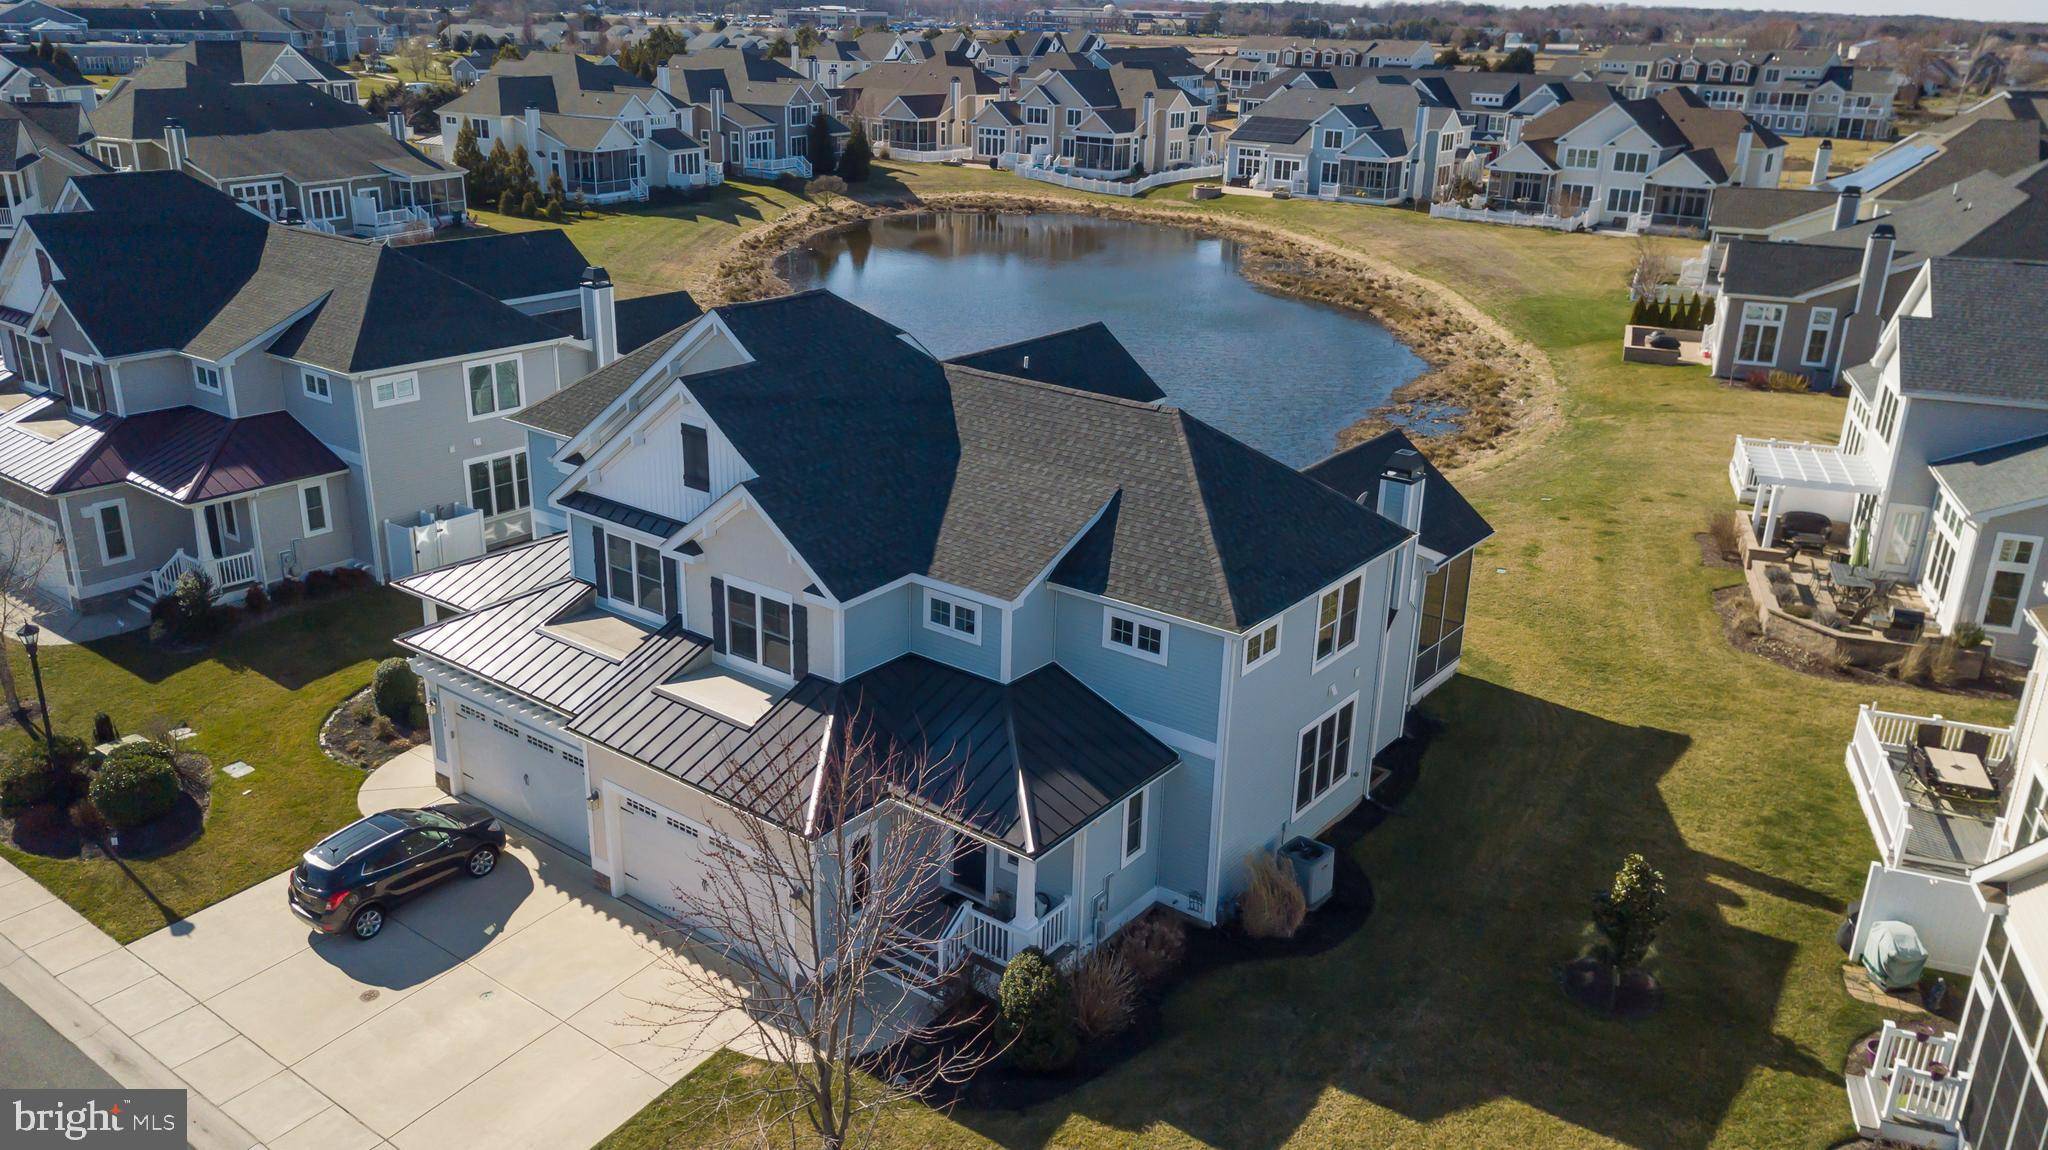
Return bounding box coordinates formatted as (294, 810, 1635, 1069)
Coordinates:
(1301, 429, 1494, 558)
(403, 230, 591, 303)
(946, 322, 1164, 403)
(1931, 432, 2048, 518)
(1893, 258, 2048, 406)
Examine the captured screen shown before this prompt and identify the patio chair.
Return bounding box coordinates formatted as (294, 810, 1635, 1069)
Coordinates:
(1959, 730, 1992, 761)
(1915, 724, 1947, 751)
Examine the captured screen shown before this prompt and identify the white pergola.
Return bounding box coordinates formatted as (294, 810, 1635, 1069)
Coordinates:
(1729, 436, 1883, 547)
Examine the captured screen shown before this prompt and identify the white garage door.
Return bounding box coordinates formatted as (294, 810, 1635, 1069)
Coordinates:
(616, 793, 718, 921)
(449, 696, 591, 855)
(0, 505, 68, 601)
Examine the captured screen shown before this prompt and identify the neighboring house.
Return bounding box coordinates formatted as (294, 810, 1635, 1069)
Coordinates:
(393, 288, 1488, 1000)
(1729, 256, 2048, 668)
(790, 37, 875, 88)
(1222, 82, 1466, 204)
(448, 50, 496, 89)
(842, 55, 998, 163)
(972, 64, 1208, 175)
(1482, 87, 1785, 233)
(154, 40, 358, 103)
(658, 49, 838, 179)
(1237, 66, 1615, 160)
(975, 29, 1095, 79)
(1704, 166, 2048, 386)
(86, 54, 465, 237)
(1572, 44, 1899, 139)
(438, 52, 711, 204)
(1234, 35, 1437, 73)
(0, 1, 316, 53)
(0, 99, 99, 235)
(1083, 44, 1219, 110)
(1829, 91, 2048, 212)
(0, 171, 669, 610)
(0, 46, 94, 105)
(1832, 602, 2048, 1146)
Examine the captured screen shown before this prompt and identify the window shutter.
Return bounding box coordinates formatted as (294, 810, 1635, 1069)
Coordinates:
(662, 556, 680, 624)
(588, 523, 606, 597)
(709, 576, 726, 652)
(791, 603, 808, 679)
(682, 424, 710, 491)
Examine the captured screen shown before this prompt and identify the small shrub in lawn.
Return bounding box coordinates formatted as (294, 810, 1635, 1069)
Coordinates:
(351, 699, 375, 724)
(0, 750, 57, 814)
(242, 583, 268, 614)
(999, 947, 1078, 1073)
(371, 714, 399, 742)
(1707, 510, 1741, 557)
(1113, 908, 1187, 983)
(304, 569, 337, 599)
(1759, 370, 1811, 393)
(807, 174, 847, 196)
(92, 712, 117, 744)
(90, 742, 180, 830)
(1068, 950, 1137, 1042)
(373, 657, 421, 720)
(1240, 851, 1307, 940)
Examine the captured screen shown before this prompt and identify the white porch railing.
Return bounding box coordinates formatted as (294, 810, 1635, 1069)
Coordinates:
(352, 204, 432, 240)
(935, 895, 1077, 969)
(739, 156, 812, 179)
(148, 547, 260, 599)
(886, 145, 971, 163)
(1849, 704, 2016, 872)
(1429, 200, 1595, 231)
(1869, 1021, 1970, 1131)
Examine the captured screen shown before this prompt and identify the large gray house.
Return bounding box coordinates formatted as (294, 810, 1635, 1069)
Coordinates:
(0, 171, 695, 613)
(1730, 256, 2048, 665)
(394, 290, 1490, 991)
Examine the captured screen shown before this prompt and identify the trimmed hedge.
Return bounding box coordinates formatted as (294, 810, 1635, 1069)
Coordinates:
(373, 657, 420, 721)
(90, 741, 180, 831)
(0, 749, 57, 815)
(999, 946, 1078, 1072)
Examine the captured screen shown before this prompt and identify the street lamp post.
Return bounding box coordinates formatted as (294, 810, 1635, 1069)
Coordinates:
(16, 623, 53, 757)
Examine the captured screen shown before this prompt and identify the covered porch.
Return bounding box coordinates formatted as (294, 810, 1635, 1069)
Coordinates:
(1728, 436, 1880, 550)
(1483, 167, 1558, 215)
(564, 147, 646, 203)
(1332, 155, 1406, 203)
(1642, 181, 1713, 234)
(385, 172, 466, 229)
(1069, 133, 1137, 176)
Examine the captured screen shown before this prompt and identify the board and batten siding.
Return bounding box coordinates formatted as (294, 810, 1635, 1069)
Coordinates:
(1049, 590, 1221, 743)
(682, 501, 841, 678)
(1212, 550, 1397, 906)
(578, 385, 754, 528)
(527, 428, 574, 534)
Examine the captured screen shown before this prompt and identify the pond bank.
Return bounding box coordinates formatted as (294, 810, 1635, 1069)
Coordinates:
(700, 187, 1559, 475)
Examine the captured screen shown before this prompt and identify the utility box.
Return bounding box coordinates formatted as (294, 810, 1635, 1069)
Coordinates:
(1281, 836, 1335, 910)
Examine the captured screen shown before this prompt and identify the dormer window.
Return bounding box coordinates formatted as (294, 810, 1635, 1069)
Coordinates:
(603, 533, 664, 618)
(1658, 61, 1674, 79)
(721, 579, 794, 677)
(192, 361, 222, 393)
(1104, 609, 1166, 665)
(924, 590, 980, 643)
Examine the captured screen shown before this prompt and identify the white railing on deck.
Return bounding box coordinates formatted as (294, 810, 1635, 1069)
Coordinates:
(1871, 1021, 1970, 1129)
(1034, 898, 1074, 953)
(1864, 706, 2015, 764)
(1429, 201, 1595, 231)
(886, 145, 971, 163)
(1850, 704, 1914, 869)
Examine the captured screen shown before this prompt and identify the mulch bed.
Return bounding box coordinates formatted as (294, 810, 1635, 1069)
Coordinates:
(1560, 957, 1663, 1019)
(1713, 586, 2024, 700)
(319, 685, 428, 770)
(1695, 531, 1742, 570)
(2, 747, 213, 860)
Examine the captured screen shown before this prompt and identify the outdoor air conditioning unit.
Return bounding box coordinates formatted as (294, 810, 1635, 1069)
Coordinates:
(1280, 836, 1334, 910)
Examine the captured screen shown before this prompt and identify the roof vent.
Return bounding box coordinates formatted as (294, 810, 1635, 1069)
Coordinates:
(1019, 353, 1030, 369)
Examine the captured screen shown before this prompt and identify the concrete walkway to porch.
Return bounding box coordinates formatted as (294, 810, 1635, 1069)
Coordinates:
(358, 744, 448, 816)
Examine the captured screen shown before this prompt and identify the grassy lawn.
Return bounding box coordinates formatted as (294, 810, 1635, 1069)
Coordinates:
(0, 589, 421, 943)
(591, 166, 2016, 1149)
(466, 178, 815, 299)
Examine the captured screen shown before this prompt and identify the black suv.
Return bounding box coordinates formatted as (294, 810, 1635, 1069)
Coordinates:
(290, 805, 507, 940)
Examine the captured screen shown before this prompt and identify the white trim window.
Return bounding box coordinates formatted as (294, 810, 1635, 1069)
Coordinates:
(1612, 151, 1649, 174)
(1121, 786, 1146, 864)
(60, 352, 106, 417)
(299, 479, 331, 536)
(465, 355, 523, 420)
(1243, 620, 1280, 673)
(1313, 575, 1362, 666)
(301, 369, 331, 402)
(1294, 695, 1357, 816)
(191, 361, 222, 393)
(230, 179, 286, 219)
(1874, 386, 1901, 443)
(371, 373, 417, 408)
(924, 589, 981, 644)
(1736, 302, 1786, 366)
(1103, 609, 1166, 664)
(1801, 307, 1836, 367)
(603, 532, 664, 619)
(1979, 535, 2040, 632)
(1924, 495, 1960, 607)
(304, 185, 347, 221)
(466, 449, 530, 520)
(724, 578, 795, 678)
(86, 499, 129, 563)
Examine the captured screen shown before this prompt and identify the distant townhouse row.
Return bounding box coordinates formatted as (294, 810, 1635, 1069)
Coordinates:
(1561, 44, 1900, 140)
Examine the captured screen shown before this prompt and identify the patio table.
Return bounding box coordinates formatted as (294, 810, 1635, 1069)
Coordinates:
(1923, 746, 1997, 798)
(1829, 562, 1875, 593)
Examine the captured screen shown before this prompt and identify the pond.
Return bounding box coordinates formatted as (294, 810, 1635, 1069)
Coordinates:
(779, 211, 1428, 467)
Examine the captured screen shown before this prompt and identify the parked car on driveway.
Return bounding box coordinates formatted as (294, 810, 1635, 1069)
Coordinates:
(290, 805, 506, 940)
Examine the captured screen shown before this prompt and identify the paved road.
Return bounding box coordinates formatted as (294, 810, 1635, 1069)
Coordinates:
(0, 978, 116, 1088)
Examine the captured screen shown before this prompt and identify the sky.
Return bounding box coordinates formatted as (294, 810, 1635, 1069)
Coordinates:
(1454, 0, 2043, 22)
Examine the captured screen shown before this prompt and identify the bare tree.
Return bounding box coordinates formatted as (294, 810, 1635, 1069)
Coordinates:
(636, 717, 1001, 1150)
(0, 507, 59, 717)
(1626, 234, 1673, 301)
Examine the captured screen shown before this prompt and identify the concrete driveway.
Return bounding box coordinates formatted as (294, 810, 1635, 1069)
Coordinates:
(91, 802, 750, 1149)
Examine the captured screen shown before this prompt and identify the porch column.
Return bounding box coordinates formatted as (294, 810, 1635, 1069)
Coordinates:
(1012, 854, 1038, 931)
(1760, 485, 1782, 548)
(191, 505, 213, 564)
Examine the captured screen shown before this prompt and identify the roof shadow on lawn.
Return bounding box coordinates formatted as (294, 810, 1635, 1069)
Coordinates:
(952, 676, 1839, 1150)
